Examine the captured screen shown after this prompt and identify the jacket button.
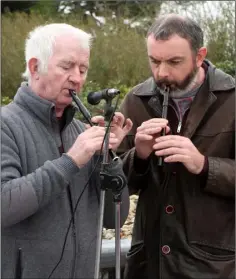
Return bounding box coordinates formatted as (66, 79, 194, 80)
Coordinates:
(165, 205, 174, 214)
(162, 245, 170, 255)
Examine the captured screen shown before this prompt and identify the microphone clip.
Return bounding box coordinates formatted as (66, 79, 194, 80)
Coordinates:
(100, 167, 126, 202)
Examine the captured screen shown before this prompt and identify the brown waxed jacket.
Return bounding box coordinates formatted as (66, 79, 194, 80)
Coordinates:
(119, 60, 235, 279)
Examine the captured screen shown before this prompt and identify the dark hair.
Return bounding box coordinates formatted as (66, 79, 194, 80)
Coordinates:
(147, 14, 203, 53)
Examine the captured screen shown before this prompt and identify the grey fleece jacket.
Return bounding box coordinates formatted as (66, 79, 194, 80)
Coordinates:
(1, 83, 129, 279)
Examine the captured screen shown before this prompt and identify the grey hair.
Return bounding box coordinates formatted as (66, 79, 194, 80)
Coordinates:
(147, 14, 203, 53)
(22, 23, 93, 82)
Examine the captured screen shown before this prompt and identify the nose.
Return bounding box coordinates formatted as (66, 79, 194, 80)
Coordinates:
(69, 67, 81, 85)
(157, 62, 169, 80)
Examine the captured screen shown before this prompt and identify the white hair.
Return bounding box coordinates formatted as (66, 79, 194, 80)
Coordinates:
(22, 23, 92, 82)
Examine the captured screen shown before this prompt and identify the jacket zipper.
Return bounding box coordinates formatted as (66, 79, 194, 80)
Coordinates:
(67, 185, 77, 279)
(57, 134, 77, 279)
(177, 121, 182, 133)
(169, 103, 183, 134)
(15, 247, 23, 279)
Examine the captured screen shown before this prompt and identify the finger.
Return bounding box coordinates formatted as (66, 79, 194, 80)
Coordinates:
(82, 137, 106, 153)
(91, 115, 104, 122)
(86, 136, 107, 145)
(141, 118, 169, 126)
(154, 147, 186, 156)
(89, 125, 105, 132)
(93, 142, 107, 152)
(91, 115, 105, 126)
(135, 133, 153, 141)
(84, 124, 91, 129)
(139, 121, 168, 129)
(83, 126, 106, 137)
(138, 125, 171, 136)
(153, 139, 185, 150)
(165, 126, 171, 134)
(113, 112, 125, 127)
(163, 154, 190, 163)
(137, 126, 163, 135)
(109, 144, 116, 149)
(109, 132, 118, 138)
(108, 137, 119, 145)
(138, 122, 168, 132)
(93, 136, 115, 148)
(98, 122, 106, 127)
(155, 135, 186, 143)
(122, 118, 133, 134)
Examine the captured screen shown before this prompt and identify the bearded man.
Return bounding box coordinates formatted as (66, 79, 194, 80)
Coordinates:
(119, 13, 235, 279)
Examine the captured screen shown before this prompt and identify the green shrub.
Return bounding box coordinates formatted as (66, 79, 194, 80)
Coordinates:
(2, 12, 150, 100)
(1, 96, 13, 106)
(2, 10, 234, 108)
(215, 61, 235, 77)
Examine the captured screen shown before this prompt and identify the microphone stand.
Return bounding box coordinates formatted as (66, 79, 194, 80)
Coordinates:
(94, 105, 110, 279)
(69, 90, 125, 279)
(94, 99, 125, 279)
(70, 90, 117, 160)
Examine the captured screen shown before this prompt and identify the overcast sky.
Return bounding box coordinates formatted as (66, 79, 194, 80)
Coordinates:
(161, 1, 235, 20)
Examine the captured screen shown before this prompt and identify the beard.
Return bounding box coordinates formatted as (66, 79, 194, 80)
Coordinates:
(155, 62, 200, 98)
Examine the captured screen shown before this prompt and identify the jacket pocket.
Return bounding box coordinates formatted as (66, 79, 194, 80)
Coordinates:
(190, 243, 235, 261)
(182, 170, 235, 253)
(178, 172, 235, 278)
(123, 241, 148, 279)
(188, 243, 235, 278)
(185, 197, 235, 256)
(192, 131, 234, 158)
(1, 236, 17, 279)
(15, 238, 73, 279)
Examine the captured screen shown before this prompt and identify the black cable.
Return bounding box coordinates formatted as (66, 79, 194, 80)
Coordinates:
(47, 95, 120, 278)
(47, 155, 101, 279)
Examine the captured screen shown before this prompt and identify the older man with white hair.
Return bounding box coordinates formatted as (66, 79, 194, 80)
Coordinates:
(1, 23, 132, 279)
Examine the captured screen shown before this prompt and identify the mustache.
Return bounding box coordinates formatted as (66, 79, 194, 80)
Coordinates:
(155, 65, 199, 91)
(156, 79, 177, 88)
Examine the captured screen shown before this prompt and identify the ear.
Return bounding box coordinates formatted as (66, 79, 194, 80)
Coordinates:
(28, 58, 40, 79)
(196, 47, 207, 67)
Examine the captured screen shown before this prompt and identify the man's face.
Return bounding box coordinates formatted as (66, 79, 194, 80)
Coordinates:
(36, 35, 90, 117)
(147, 34, 198, 92)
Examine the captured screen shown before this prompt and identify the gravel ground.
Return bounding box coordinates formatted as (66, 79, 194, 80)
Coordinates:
(102, 195, 138, 240)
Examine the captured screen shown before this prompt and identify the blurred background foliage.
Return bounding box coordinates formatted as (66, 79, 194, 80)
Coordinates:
(2, 0, 235, 114)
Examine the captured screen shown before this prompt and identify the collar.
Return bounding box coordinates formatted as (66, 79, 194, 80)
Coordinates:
(133, 60, 235, 97)
(13, 82, 76, 128)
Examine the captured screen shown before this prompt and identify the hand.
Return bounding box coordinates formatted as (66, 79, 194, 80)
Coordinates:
(135, 119, 170, 160)
(153, 135, 205, 174)
(67, 126, 118, 168)
(91, 112, 133, 150)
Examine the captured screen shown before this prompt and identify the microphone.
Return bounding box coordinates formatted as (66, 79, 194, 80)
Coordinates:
(87, 88, 120, 105)
(69, 89, 119, 161)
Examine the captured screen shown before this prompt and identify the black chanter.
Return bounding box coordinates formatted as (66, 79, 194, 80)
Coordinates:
(158, 85, 170, 167)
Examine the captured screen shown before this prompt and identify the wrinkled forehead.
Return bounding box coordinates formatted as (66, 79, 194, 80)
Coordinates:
(55, 33, 89, 47)
(51, 35, 90, 65)
(53, 34, 90, 52)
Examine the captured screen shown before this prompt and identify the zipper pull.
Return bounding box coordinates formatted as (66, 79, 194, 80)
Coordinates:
(15, 248, 22, 279)
(177, 121, 182, 133)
